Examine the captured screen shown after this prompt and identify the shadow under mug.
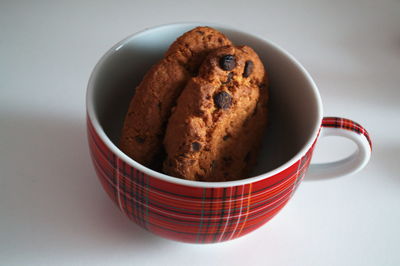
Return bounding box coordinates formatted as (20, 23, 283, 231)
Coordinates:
(86, 23, 372, 243)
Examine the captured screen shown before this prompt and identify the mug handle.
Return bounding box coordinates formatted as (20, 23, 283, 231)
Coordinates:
(307, 117, 372, 179)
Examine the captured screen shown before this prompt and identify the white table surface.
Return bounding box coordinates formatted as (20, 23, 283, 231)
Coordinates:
(1, 0, 399, 265)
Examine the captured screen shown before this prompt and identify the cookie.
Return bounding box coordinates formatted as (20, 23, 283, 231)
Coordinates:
(119, 27, 232, 168)
(163, 45, 269, 181)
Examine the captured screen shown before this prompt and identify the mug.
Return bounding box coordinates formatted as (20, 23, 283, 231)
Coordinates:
(86, 23, 372, 243)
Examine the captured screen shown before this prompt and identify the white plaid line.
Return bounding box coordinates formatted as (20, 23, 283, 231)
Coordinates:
(229, 185, 245, 240)
(219, 186, 234, 241)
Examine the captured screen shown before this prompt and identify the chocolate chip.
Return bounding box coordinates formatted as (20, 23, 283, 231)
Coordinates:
(211, 160, 217, 169)
(223, 134, 230, 141)
(195, 173, 204, 180)
(191, 142, 201, 151)
(214, 91, 232, 109)
(134, 136, 145, 143)
(222, 156, 233, 165)
(194, 109, 205, 116)
(222, 72, 234, 84)
(196, 30, 205, 35)
(158, 102, 162, 111)
(259, 83, 266, 89)
(219, 55, 236, 71)
(191, 67, 199, 77)
(243, 60, 254, 77)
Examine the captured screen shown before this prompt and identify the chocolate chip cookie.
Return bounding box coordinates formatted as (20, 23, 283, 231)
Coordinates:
(119, 27, 232, 168)
(163, 45, 269, 181)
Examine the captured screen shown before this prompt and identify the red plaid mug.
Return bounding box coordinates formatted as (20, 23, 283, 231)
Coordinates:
(86, 23, 372, 243)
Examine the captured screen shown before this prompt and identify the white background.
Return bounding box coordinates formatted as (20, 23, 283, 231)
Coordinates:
(1, 0, 399, 265)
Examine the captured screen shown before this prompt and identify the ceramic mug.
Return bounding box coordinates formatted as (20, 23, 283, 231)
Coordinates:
(86, 23, 372, 243)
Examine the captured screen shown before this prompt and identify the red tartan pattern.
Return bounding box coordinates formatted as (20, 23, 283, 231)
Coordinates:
(87, 118, 315, 243)
(322, 117, 372, 150)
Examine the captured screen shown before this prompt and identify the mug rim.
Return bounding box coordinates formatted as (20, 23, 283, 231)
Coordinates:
(86, 22, 323, 188)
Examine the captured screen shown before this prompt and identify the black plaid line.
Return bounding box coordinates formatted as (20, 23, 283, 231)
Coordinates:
(137, 170, 142, 228)
(144, 171, 150, 230)
(133, 170, 141, 226)
(121, 161, 129, 220)
(203, 188, 214, 243)
(129, 166, 139, 225)
(139, 170, 148, 230)
(195, 188, 206, 243)
(139, 170, 145, 228)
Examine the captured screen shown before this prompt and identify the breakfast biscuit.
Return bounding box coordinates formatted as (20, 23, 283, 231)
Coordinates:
(163, 45, 269, 181)
(119, 27, 232, 168)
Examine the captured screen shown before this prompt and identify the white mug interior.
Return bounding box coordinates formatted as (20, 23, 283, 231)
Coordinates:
(87, 23, 323, 187)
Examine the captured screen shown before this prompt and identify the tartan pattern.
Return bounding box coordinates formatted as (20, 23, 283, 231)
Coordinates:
(322, 117, 372, 150)
(87, 119, 315, 243)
